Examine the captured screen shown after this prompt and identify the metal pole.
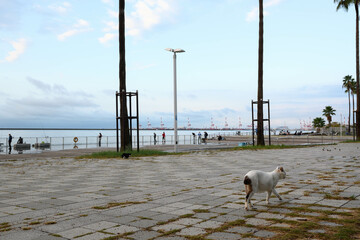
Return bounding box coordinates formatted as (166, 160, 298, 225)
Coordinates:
(116, 91, 119, 152)
(129, 93, 133, 151)
(173, 52, 178, 153)
(136, 91, 140, 152)
(251, 100, 255, 146)
(268, 100, 271, 145)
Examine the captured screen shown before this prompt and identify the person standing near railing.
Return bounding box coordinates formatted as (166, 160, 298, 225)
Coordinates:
(8, 134, 13, 147)
(162, 132, 166, 144)
(98, 133, 102, 147)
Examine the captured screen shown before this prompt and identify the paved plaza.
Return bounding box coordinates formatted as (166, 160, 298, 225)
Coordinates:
(0, 143, 360, 239)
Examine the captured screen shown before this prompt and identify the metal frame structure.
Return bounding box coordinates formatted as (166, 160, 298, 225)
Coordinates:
(251, 99, 271, 146)
(115, 90, 140, 152)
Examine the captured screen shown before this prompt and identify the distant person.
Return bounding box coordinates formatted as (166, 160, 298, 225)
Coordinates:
(204, 131, 208, 140)
(17, 137, 23, 144)
(153, 133, 157, 145)
(198, 132, 202, 144)
(192, 132, 196, 144)
(8, 134, 13, 147)
(98, 133, 102, 147)
(162, 132, 166, 144)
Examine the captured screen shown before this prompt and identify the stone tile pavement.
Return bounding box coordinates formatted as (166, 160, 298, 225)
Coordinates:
(0, 143, 360, 239)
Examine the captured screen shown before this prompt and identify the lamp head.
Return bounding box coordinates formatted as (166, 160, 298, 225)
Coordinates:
(174, 49, 185, 53)
(165, 48, 185, 53)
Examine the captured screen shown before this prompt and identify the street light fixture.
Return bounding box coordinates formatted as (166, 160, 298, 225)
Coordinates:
(165, 48, 185, 153)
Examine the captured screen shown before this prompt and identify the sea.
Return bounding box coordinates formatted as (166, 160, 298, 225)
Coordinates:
(0, 129, 248, 155)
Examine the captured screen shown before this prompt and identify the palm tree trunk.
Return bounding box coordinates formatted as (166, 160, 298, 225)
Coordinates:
(119, 0, 131, 151)
(257, 0, 265, 146)
(353, 93, 355, 134)
(348, 91, 351, 133)
(355, 1, 360, 140)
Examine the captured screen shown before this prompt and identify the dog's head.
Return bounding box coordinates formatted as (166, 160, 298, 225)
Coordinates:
(276, 166, 286, 179)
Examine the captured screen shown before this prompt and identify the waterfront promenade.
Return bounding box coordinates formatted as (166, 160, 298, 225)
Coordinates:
(0, 143, 359, 239)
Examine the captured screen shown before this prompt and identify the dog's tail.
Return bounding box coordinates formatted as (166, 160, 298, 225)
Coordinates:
(244, 175, 251, 185)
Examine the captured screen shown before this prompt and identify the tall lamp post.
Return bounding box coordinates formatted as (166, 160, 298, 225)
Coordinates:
(165, 48, 185, 153)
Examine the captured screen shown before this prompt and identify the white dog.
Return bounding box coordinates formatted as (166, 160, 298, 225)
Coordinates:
(243, 167, 286, 210)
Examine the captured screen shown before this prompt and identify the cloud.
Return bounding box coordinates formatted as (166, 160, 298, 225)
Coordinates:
(2, 38, 27, 63)
(57, 19, 92, 41)
(99, 33, 118, 44)
(34, 2, 71, 14)
(246, 0, 283, 22)
(99, 0, 176, 44)
(27, 77, 52, 92)
(0, 0, 22, 30)
(27, 77, 93, 98)
(47, 2, 71, 14)
(0, 77, 106, 127)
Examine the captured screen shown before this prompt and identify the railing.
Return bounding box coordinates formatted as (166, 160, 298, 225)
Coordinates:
(0, 132, 238, 154)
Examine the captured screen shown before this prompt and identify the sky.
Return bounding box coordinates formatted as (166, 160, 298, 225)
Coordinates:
(0, 0, 357, 129)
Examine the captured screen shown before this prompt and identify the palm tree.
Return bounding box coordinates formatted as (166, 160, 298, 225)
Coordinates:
(257, 0, 265, 146)
(334, 0, 360, 140)
(342, 75, 354, 133)
(322, 106, 336, 126)
(119, 0, 131, 151)
(351, 78, 357, 131)
(312, 117, 326, 133)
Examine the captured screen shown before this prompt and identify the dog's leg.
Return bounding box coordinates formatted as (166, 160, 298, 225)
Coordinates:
(244, 184, 253, 210)
(245, 191, 255, 210)
(272, 188, 282, 200)
(266, 190, 272, 204)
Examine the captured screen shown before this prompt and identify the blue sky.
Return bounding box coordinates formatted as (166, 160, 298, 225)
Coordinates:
(0, 0, 357, 129)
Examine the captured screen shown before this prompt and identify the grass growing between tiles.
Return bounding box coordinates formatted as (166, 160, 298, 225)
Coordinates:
(77, 149, 184, 159)
(255, 204, 360, 240)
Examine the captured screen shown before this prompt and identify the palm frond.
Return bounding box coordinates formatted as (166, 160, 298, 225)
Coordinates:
(334, 0, 355, 11)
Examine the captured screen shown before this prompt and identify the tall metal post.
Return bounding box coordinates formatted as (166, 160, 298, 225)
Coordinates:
(136, 90, 140, 152)
(251, 100, 255, 146)
(267, 99, 271, 145)
(116, 91, 119, 152)
(129, 92, 133, 151)
(166, 48, 184, 152)
(173, 52, 178, 153)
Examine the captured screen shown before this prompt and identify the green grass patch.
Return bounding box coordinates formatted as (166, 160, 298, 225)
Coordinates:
(333, 227, 358, 239)
(44, 221, 57, 225)
(228, 144, 313, 151)
(0, 222, 11, 232)
(77, 149, 180, 159)
(29, 221, 41, 225)
(341, 140, 360, 143)
(92, 201, 146, 210)
(193, 209, 210, 213)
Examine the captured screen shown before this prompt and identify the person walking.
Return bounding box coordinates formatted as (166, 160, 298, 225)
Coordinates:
(192, 132, 196, 144)
(153, 133, 157, 145)
(204, 131, 208, 144)
(98, 133, 102, 147)
(8, 134, 13, 148)
(162, 132, 166, 144)
(198, 132, 202, 144)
